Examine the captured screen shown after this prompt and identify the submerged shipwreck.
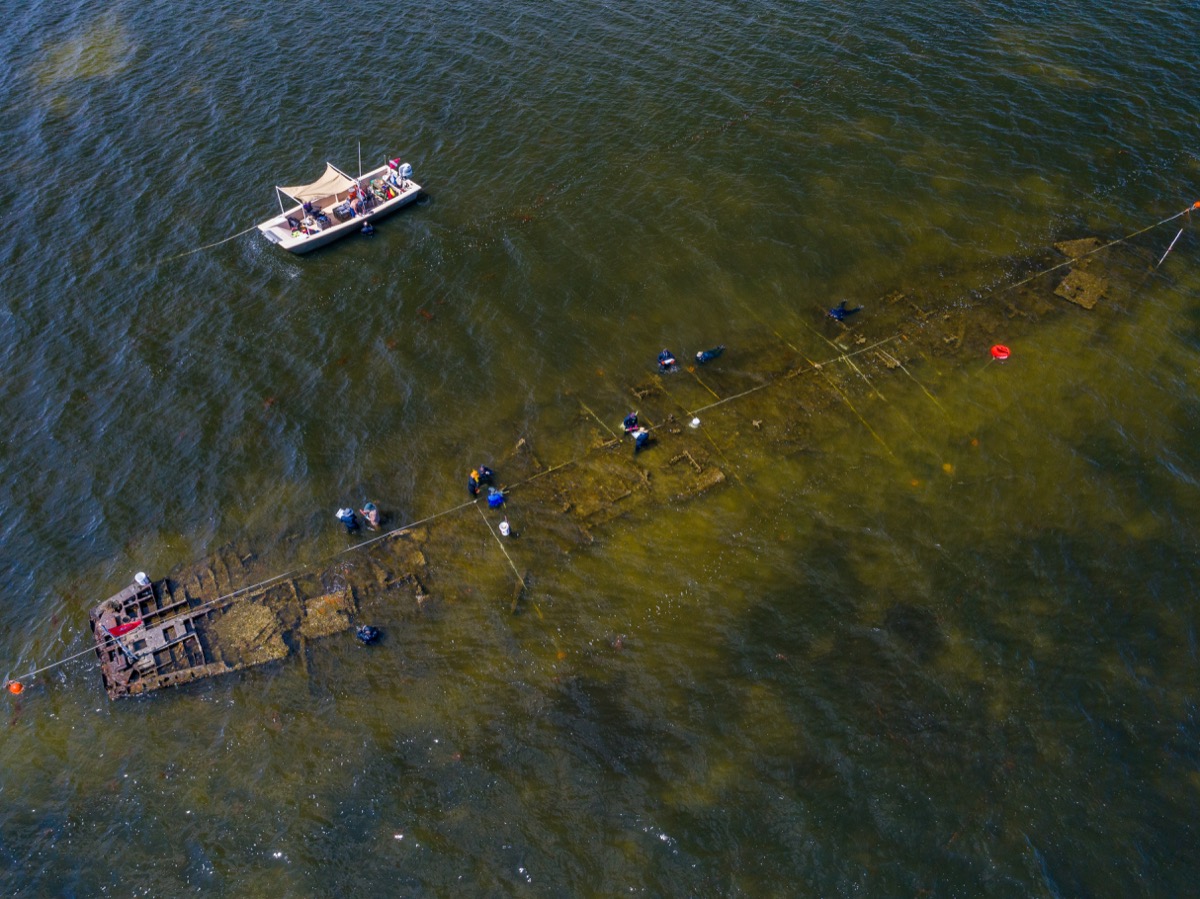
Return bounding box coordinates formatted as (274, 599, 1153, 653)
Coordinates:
(89, 539, 428, 700)
(88, 231, 1153, 698)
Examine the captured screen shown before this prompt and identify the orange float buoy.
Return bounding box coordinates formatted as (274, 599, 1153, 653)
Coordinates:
(991, 345, 1011, 361)
(7, 680, 24, 695)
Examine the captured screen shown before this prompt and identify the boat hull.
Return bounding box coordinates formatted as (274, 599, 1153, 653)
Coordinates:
(258, 163, 422, 254)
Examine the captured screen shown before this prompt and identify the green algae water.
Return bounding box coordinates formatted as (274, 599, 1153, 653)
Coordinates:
(2, 0, 1199, 894)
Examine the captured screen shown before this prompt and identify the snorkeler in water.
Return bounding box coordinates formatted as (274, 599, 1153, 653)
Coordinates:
(827, 300, 863, 322)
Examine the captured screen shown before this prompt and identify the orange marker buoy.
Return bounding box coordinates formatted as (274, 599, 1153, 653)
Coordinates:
(991, 345, 1011, 361)
(7, 681, 24, 695)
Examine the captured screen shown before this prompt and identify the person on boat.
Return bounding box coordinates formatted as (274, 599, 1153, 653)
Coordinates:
(695, 345, 725, 365)
(623, 412, 639, 433)
(387, 158, 405, 188)
(657, 349, 678, 372)
(335, 507, 359, 533)
(360, 502, 381, 531)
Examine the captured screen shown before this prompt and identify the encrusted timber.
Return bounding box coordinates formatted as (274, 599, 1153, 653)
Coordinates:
(327, 528, 433, 617)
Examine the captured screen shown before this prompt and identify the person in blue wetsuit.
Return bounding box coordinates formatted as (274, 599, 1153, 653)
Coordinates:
(632, 427, 651, 455)
(335, 507, 359, 533)
(827, 301, 863, 322)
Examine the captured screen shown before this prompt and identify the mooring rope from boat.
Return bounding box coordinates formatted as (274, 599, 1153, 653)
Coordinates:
(153, 225, 260, 264)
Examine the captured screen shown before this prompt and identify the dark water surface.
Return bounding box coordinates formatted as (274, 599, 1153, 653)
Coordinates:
(2, 0, 1199, 895)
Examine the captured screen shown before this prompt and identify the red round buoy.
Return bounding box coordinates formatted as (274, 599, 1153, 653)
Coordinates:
(6, 681, 24, 695)
(991, 345, 1011, 361)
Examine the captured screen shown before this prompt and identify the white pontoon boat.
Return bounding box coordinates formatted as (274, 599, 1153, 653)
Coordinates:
(258, 158, 422, 253)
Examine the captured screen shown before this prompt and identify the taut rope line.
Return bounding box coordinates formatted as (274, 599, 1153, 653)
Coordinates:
(154, 225, 259, 264)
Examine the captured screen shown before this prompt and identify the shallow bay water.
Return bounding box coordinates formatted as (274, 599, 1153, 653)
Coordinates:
(1, 0, 1199, 895)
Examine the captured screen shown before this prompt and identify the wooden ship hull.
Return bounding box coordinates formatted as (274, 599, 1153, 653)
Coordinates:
(90, 537, 430, 700)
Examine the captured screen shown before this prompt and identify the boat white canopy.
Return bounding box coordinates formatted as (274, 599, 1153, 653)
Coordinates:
(277, 163, 357, 203)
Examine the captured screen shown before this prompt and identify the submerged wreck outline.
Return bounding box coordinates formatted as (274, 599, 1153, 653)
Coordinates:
(87, 231, 1157, 698)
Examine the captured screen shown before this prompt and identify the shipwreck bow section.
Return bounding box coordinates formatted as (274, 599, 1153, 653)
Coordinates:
(89, 537, 431, 699)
